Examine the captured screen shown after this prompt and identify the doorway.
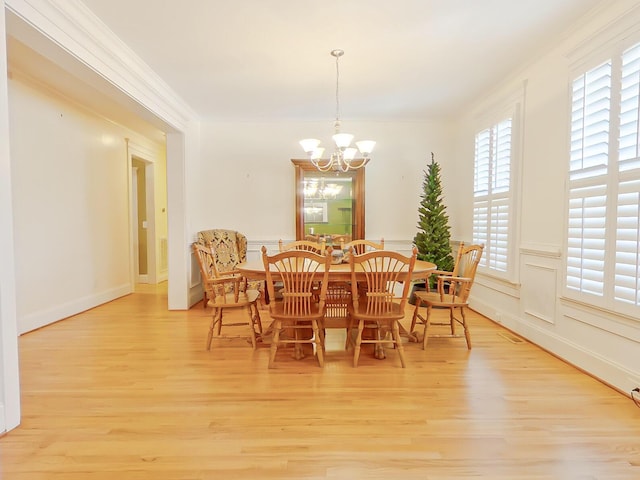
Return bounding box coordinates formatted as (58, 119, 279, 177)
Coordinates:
(127, 140, 158, 286)
(132, 159, 149, 283)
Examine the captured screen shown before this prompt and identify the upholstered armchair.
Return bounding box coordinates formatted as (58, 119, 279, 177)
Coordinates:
(196, 229, 264, 308)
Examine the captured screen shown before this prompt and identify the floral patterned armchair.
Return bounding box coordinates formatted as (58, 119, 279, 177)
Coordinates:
(196, 229, 264, 308)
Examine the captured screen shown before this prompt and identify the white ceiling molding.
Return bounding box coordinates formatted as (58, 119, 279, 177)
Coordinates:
(5, 0, 198, 131)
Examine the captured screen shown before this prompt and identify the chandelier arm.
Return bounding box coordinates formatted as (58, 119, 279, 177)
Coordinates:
(342, 157, 369, 170)
(311, 157, 336, 172)
(335, 51, 341, 124)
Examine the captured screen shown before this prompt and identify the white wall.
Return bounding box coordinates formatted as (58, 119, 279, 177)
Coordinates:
(8, 73, 165, 334)
(5, 0, 198, 312)
(451, 0, 640, 394)
(194, 119, 455, 252)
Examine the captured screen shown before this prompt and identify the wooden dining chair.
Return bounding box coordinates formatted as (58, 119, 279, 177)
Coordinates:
(192, 243, 263, 350)
(278, 239, 327, 299)
(330, 234, 350, 248)
(342, 238, 385, 254)
(348, 247, 417, 367)
(410, 243, 484, 350)
(340, 239, 385, 339)
(261, 246, 331, 368)
(278, 238, 326, 253)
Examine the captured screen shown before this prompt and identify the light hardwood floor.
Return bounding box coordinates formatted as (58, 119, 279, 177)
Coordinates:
(1, 282, 638, 479)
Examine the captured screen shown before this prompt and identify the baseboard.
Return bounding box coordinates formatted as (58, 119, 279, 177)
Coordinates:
(189, 285, 204, 309)
(472, 297, 638, 397)
(18, 284, 132, 335)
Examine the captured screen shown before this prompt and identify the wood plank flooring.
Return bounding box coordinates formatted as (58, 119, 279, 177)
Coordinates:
(1, 282, 639, 479)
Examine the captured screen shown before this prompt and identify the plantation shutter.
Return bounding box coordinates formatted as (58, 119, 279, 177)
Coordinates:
(567, 61, 611, 297)
(474, 128, 490, 267)
(567, 183, 607, 295)
(615, 178, 640, 305)
(619, 43, 640, 167)
(473, 119, 512, 273)
(615, 44, 640, 307)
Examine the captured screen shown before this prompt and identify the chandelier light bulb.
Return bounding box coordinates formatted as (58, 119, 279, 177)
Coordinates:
(300, 138, 321, 153)
(310, 148, 324, 160)
(333, 133, 354, 149)
(343, 148, 357, 160)
(355, 140, 376, 157)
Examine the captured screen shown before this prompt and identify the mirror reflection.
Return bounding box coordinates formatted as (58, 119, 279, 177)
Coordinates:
(292, 159, 365, 246)
(303, 175, 353, 247)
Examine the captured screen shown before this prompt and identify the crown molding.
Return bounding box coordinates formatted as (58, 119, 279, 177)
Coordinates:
(5, 0, 199, 131)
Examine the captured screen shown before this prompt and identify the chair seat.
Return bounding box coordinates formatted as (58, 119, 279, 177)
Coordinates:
(268, 301, 324, 321)
(413, 290, 469, 308)
(208, 288, 261, 308)
(349, 302, 405, 322)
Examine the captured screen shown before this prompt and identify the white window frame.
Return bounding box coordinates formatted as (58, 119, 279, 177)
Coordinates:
(472, 91, 523, 284)
(565, 35, 640, 319)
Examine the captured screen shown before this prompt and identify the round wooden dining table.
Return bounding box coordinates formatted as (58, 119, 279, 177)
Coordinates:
(236, 258, 437, 283)
(237, 257, 437, 349)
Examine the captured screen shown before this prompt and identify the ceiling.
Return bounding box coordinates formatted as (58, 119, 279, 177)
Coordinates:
(9, 0, 606, 126)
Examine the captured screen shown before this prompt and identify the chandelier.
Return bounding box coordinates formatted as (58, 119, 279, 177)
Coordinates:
(300, 49, 375, 172)
(303, 178, 343, 199)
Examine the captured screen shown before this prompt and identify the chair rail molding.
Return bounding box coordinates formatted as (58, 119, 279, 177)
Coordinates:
(519, 243, 562, 259)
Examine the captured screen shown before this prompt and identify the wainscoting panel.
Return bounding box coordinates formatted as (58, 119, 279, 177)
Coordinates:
(520, 245, 562, 325)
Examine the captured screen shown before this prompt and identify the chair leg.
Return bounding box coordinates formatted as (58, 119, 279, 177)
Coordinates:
(374, 321, 385, 360)
(312, 319, 324, 367)
(248, 302, 262, 349)
(422, 305, 432, 350)
(268, 320, 281, 368)
(246, 305, 257, 350)
(207, 308, 222, 350)
(392, 320, 406, 368)
(449, 307, 456, 335)
(318, 323, 326, 352)
(293, 322, 305, 360)
(252, 303, 263, 334)
(259, 283, 267, 308)
(410, 297, 422, 333)
(216, 310, 223, 336)
(345, 314, 354, 350)
(461, 308, 472, 349)
(353, 319, 364, 367)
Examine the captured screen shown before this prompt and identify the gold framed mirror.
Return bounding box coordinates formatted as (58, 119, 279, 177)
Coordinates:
(292, 159, 365, 247)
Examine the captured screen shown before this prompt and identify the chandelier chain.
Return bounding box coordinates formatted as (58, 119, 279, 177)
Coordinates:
(335, 53, 341, 125)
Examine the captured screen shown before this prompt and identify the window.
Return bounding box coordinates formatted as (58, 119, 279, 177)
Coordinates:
(473, 118, 513, 275)
(567, 41, 640, 315)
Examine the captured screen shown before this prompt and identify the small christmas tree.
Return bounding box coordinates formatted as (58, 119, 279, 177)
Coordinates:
(413, 153, 454, 281)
